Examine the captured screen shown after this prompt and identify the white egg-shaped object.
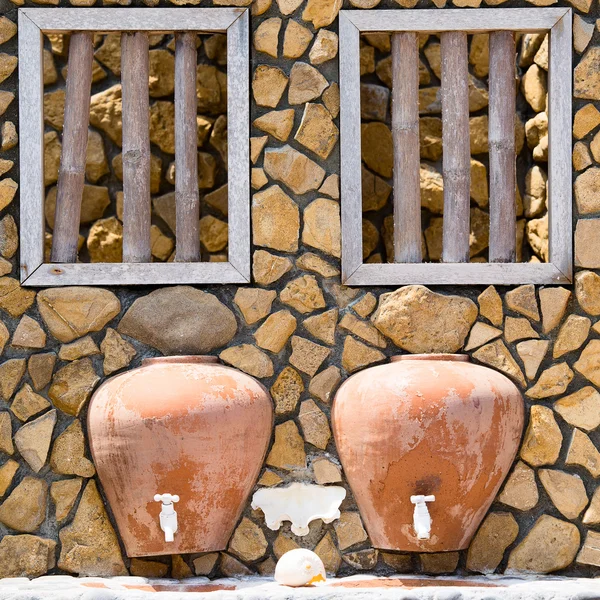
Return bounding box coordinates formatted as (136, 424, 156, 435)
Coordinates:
(274, 549, 326, 587)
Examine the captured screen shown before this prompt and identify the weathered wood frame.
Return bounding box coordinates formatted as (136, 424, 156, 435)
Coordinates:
(18, 8, 250, 286)
(340, 8, 572, 286)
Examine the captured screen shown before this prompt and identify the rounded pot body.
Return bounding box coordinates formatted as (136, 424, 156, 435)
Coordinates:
(88, 356, 273, 557)
(332, 354, 524, 553)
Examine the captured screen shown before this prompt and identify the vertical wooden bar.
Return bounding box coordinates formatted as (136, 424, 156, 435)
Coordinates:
(175, 32, 200, 262)
(50, 32, 94, 263)
(392, 32, 421, 263)
(121, 32, 151, 263)
(488, 31, 516, 263)
(441, 31, 470, 264)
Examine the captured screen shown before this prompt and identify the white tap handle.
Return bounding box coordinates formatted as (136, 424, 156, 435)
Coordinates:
(154, 493, 180, 504)
(410, 495, 435, 504)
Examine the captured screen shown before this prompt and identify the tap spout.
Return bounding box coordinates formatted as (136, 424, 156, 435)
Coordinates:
(154, 493, 179, 543)
(410, 495, 435, 540)
(163, 526, 174, 543)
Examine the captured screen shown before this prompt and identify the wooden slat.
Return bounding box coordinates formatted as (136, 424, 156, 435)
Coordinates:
(121, 32, 151, 263)
(18, 12, 44, 282)
(548, 12, 573, 281)
(392, 32, 421, 263)
(174, 31, 200, 262)
(21, 8, 243, 33)
(341, 8, 570, 33)
(50, 32, 94, 263)
(441, 31, 470, 263)
(488, 31, 516, 263)
(340, 13, 363, 282)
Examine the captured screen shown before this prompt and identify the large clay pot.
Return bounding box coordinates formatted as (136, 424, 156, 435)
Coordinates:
(88, 356, 273, 557)
(332, 354, 524, 553)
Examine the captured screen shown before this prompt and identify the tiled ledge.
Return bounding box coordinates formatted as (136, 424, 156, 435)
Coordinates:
(0, 575, 599, 599)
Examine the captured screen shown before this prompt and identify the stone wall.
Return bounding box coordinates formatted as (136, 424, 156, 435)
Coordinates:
(0, 0, 600, 581)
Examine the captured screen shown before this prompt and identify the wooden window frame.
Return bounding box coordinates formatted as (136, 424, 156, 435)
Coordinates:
(339, 8, 572, 286)
(18, 7, 250, 286)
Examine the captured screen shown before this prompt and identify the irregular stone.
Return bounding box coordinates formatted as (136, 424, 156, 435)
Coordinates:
(149, 225, 174, 261)
(14, 410, 56, 473)
(254, 310, 297, 353)
(520, 405, 562, 467)
(58, 480, 127, 576)
(219, 345, 273, 379)
(539, 469, 588, 520)
(264, 145, 325, 195)
(464, 323, 501, 351)
(527, 214, 548, 261)
(100, 329, 135, 376)
(505, 284, 540, 321)
(516, 340, 549, 381)
(289, 335, 330, 376)
(59, 337, 100, 362)
(12, 316, 46, 349)
(373, 286, 477, 354)
(302, 0, 342, 29)
(0, 178, 17, 212)
(252, 250, 292, 285)
(339, 313, 386, 349)
(84, 130, 109, 183)
(573, 103, 600, 139)
(574, 339, 600, 386)
(554, 387, 600, 431)
(0, 215, 17, 259)
(254, 17, 281, 58)
(334, 511, 367, 551)
(313, 458, 341, 484)
(539, 287, 570, 333)
(258, 470, 283, 487)
(362, 219, 379, 259)
(507, 515, 579, 574)
(288, 62, 328, 105)
(575, 47, 600, 100)
(322, 83, 340, 118)
(89, 85, 122, 145)
(573, 15, 594, 54)
(361, 122, 392, 178)
(0, 17, 16, 45)
(315, 532, 341, 574)
(47, 184, 110, 231)
(381, 553, 411, 572)
(10, 384, 50, 423)
(521, 64, 547, 111)
(196, 66, 227, 115)
(0, 476, 47, 532)
(566, 428, 600, 477)
(302, 198, 341, 258)
(86, 216, 123, 262)
(298, 399, 330, 449)
(498, 461, 539, 511)
(229, 518, 267, 562)
(118, 287, 236, 354)
(28, 353, 56, 391)
(37, 288, 119, 343)
(553, 315, 590, 359)
(352, 293, 377, 319)
(192, 554, 219, 576)
(309, 29, 338, 64)
(576, 271, 600, 315)
(318, 174, 339, 200)
(362, 167, 391, 213)
(478, 286, 503, 326)
(253, 65, 288, 108)
(466, 512, 518, 574)
(283, 20, 313, 59)
(577, 531, 600, 567)
(266, 420, 306, 470)
(584, 487, 600, 524)
(51, 478, 83, 522)
(342, 336, 385, 374)
(273, 532, 300, 559)
(281, 275, 326, 314)
(220, 553, 252, 577)
(573, 142, 593, 171)
(170, 555, 193, 580)
(0, 459, 17, 496)
(0, 535, 56, 578)
(43, 89, 65, 131)
(309, 365, 341, 404)
(0, 358, 26, 401)
(420, 552, 459, 574)
(1, 121, 17, 152)
(295, 103, 339, 160)
(296, 253, 339, 279)
(0, 411, 12, 455)
(129, 558, 168, 578)
(234, 288, 277, 325)
(271, 367, 304, 414)
(0, 91, 13, 117)
(254, 109, 295, 142)
(473, 339, 526, 386)
(343, 549, 378, 570)
(113, 153, 162, 195)
(504, 317, 539, 343)
(252, 185, 300, 254)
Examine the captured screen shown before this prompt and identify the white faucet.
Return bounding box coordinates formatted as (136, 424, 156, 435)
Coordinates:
(154, 493, 179, 542)
(410, 495, 435, 540)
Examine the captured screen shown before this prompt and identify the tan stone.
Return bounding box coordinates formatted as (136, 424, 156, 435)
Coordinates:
(0, 90, 13, 116)
(296, 252, 339, 278)
(498, 461, 539, 511)
(129, 558, 168, 578)
(583, 487, 600, 524)
(310, 29, 338, 65)
(12, 316, 46, 349)
(281, 275, 326, 314)
(362, 219, 379, 259)
(219, 345, 273, 379)
(381, 553, 411, 572)
(554, 387, 600, 431)
(266, 420, 306, 470)
(521, 64, 547, 111)
(229, 517, 267, 562)
(252, 185, 300, 253)
(577, 531, 600, 567)
(271, 366, 304, 414)
(254, 109, 295, 142)
(10, 384, 49, 423)
(322, 83, 340, 118)
(524, 165, 547, 218)
(566, 428, 600, 477)
(526, 214, 549, 262)
(360, 122, 393, 178)
(0, 215, 17, 259)
(0, 121, 17, 152)
(0, 476, 47, 533)
(466, 512, 518, 574)
(335, 511, 367, 551)
(0, 17, 16, 45)
(255, 310, 297, 353)
(352, 293, 377, 319)
(420, 552, 459, 574)
(505, 317, 539, 343)
(477, 286, 503, 326)
(339, 313, 386, 349)
(59, 336, 100, 361)
(264, 145, 325, 195)
(0, 158, 13, 177)
(538, 287, 570, 333)
(192, 554, 219, 576)
(252, 250, 292, 285)
(507, 515, 579, 574)
(283, 20, 313, 59)
(575, 47, 600, 100)
(576, 271, 600, 315)
(86, 216, 123, 262)
(342, 336, 385, 374)
(0, 459, 18, 497)
(505, 285, 539, 321)
(299, 399, 331, 449)
(0, 534, 56, 578)
(58, 480, 126, 576)
(196, 65, 227, 115)
(295, 103, 339, 160)
(362, 167, 391, 213)
(573, 15, 594, 54)
(0, 178, 17, 212)
(89, 85, 122, 145)
(302, 198, 341, 258)
(289, 335, 330, 376)
(313, 458, 341, 484)
(254, 17, 281, 58)
(100, 328, 135, 376)
(0, 411, 12, 455)
(50, 478, 83, 523)
(258, 470, 283, 487)
(539, 469, 588, 520)
(48, 358, 100, 416)
(574, 339, 600, 386)
(315, 532, 341, 574)
(552, 315, 590, 359)
(234, 288, 277, 325)
(520, 405, 562, 467)
(516, 340, 549, 381)
(573, 103, 600, 139)
(253, 65, 288, 109)
(373, 286, 477, 354)
(343, 549, 379, 570)
(273, 532, 300, 559)
(288, 62, 328, 105)
(464, 322, 501, 351)
(220, 553, 252, 576)
(573, 142, 592, 171)
(28, 353, 56, 392)
(309, 365, 341, 404)
(318, 174, 339, 200)
(301, 309, 336, 346)
(14, 410, 56, 473)
(302, 0, 342, 29)
(0, 358, 26, 401)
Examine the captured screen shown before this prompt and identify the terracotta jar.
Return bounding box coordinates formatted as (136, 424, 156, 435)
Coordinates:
(332, 354, 524, 553)
(88, 356, 273, 557)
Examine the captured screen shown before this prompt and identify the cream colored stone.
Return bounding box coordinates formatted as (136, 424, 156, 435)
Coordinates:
(0, 477, 47, 533)
(266, 420, 306, 470)
(299, 399, 331, 449)
(576, 271, 600, 315)
(310, 29, 338, 65)
(250, 136, 268, 165)
(303, 308, 337, 345)
(289, 335, 330, 376)
(253, 65, 288, 108)
(219, 345, 274, 378)
(466, 512, 518, 574)
(553, 315, 590, 358)
(520, 405, 562, 466)
(319, 174, 339, 199)
(288, 62, 328, 105)
(0, 358, 26, 401)
(574, 15, 594, 54)
(516, 339, 549, 381)
(271, 367, 304, 415)
(566, 428, 600, 476)
(283, 20, 313, 59)
(254, 109, 295, 142)
(583, 487, 600, 524)
(554, 387, 600, 431)
(252, 185, 299, 252)
(0, 459, 18, 497)
(313, 458, 341, 484)
(464, 322, 501, 351)
(498, 461, 538, 511)
(575, 47, 600, 100)
(573, 142, 592, 171)
(281, 275, 326, 314)
(295, 103, 339, 160)
(296, 252, 339, 278)
(14, 410, 56, 473)
(89, 85, 122, 145)
(12, 316, 46, 349)
(234, 288, 277, 325)
(252, 250, 292, 285)
(309, 365, 341, 404)
(302, 0, 342, 29)
(254, 310, 297, 353)
(478, 286, 503, 326)
(342, 336, 385, 374)
(302, 198, 340, 257)
(263, 145, 326, 195)
(538, 287, 570, 333)
(505, 317, 539, 343)
(539, 469, 588, 520)
(575, 339, 600, 386)
(526, 363, 573, 399)
(576, 531, 600, 567)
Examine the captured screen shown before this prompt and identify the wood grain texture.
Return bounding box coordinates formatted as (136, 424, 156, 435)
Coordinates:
(174, 31, 200, 263)
(18, 12, 44, 282)
(226, 9, 251, 281)
(50, 32, 94, 263)
(22, 8, 243, 32)
(488, 31, 516, 263)
(392, 32, 421, 263)
(342, 8, 569, 33)
(121, 32, 151, 263)
(548, 11, 573, 281)
(340, 13, 363, 283)
(441, 31, 470, 264)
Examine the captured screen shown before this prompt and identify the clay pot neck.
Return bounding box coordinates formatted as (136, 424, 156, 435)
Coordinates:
(142, 355, 220, 367)
(391, 354, 470, 363)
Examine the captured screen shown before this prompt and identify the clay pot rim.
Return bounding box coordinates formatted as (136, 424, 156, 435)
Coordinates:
(142, 355, 220, 366)
(391, 354, 470, 363)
